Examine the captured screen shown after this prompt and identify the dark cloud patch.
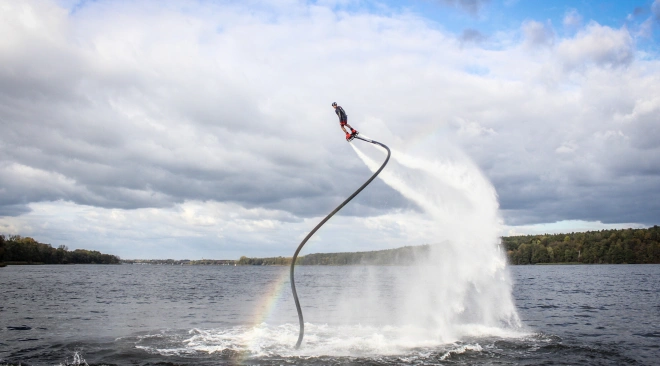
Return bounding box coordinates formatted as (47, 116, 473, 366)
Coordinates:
(501, 176, 660, 226)
(0, 145, 407, 218)
(327, 178, 421, 218)
(477, 133, 660, 227)
(632, 7, 649, 17)
(522, 20, 555, 48)
(0, 85, 409, 217)
(435, 0, 490, 17)
(0, 7, 410, 221)
(486, 145, 660, 225)
(653, 0, 660, 21)
(460, 28, 487, 44)
(0, 204, 32, 217)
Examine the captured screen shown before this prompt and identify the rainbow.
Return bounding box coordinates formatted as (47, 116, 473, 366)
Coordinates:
(239, 266, 293, 358)
(250, 267, 291, 326)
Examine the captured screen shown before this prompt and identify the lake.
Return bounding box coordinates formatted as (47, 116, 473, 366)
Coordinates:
(1, 264, 658, 365)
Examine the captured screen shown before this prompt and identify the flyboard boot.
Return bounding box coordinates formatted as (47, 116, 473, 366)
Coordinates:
(346, 132, 354, 141)
(351, 129, 359, 138)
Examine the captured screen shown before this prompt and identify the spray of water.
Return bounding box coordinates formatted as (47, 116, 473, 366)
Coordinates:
(155, 134, 524, 357)
(344, 136, 521, 342)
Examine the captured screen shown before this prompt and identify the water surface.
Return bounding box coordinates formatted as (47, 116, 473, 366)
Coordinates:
(1, 264, 658, 365)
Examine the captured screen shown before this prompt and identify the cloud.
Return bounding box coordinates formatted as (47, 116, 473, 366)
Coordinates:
(0, 199, 428, 259)
(454, 118, 496, 138)
(459, 28, 487, 44)
(555, 141, 577, 154)
(556, 22, 634, 69)
(522, 20, 555, 48)
(434, 0, 490, 17)
(1, 0, 659, 258)
(631, 7, 649, 20)
(614, 96, 660, 150)
(563, 9, 582, 30)
(2, 0, 414, 218)
(627, 1, 660, 38)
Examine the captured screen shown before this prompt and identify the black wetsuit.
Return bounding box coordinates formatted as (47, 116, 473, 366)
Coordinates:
(335, 106, 347, 124)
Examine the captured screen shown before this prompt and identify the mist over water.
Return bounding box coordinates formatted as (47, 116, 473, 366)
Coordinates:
(346, 136, 521, 342)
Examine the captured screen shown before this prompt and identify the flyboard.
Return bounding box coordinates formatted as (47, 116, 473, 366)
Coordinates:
(289, 133, 391, 348)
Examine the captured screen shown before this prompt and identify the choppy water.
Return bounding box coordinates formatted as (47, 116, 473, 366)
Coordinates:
(1, 264, 658, 365)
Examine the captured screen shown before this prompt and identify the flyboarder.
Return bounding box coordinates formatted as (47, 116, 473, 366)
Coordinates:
(332, 102, 359, 141)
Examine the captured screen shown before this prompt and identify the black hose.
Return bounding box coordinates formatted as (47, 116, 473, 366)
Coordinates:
(289, 136, 391, 349)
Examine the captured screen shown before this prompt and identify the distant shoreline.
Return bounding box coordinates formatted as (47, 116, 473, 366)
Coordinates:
(1, 261, 118, 266)
(118, 261, 657, 266)
(0, 234, 120, 266)
(3, 260, 657, 267)
(3, 226, 659, 267)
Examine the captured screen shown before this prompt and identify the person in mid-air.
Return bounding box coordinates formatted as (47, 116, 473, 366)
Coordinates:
(332, 102, 358, 141)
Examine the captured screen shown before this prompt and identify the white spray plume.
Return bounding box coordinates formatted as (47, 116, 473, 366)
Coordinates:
(340, 135, 521, 343)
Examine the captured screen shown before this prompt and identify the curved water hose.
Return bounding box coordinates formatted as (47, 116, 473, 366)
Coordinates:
(290, 136, 391, 348)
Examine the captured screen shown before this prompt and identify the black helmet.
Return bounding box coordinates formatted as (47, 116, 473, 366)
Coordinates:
(331, 102, 337, 107)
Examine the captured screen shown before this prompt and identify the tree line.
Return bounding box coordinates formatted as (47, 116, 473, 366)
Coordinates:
(238, 227, 660, 266)
(504, 226, 660, 265)
(3, 226, 658, 267)
(237, 245, 431, 266)
(0, 234, 120, 265)
(122, 259, 234, 265)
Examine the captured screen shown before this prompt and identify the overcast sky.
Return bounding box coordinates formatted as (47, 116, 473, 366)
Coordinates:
(1, 0, 659, 259)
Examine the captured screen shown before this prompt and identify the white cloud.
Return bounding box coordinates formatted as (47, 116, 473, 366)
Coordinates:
(522, 20, 555, 48)
(0, 199, 428, 259)
(1, 0, 659, 258)
(556, 22, 634, 70)
(555, 141, 577, 154)
(563, 9, 582, 30)
(454, 118, 497, 138)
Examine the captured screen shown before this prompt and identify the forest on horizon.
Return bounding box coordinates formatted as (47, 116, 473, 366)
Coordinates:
(2, 226, 659, 266)
(237, 226, 660, 266)
(0, 234, 120, 265)
(503, 225, 660, 265)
